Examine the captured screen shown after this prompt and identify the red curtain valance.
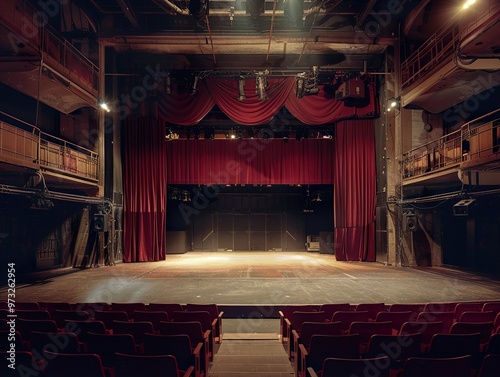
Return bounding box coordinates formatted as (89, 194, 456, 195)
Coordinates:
(166, 138, 334, 185)
(157, 76, 378, 126)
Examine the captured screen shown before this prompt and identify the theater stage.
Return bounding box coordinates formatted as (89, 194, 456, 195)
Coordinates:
(7, 252, 500, 313)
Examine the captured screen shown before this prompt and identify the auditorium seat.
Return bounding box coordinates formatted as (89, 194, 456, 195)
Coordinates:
(17, 319, 58, 342)
(43, 351, 106, 377)
(318, 303, 353, 319)
(133, 310, 169, 332)
(348, 321, 393, 354)
(114, 352, 195, 377)
(459, 311, 495, 323)
(278, 305, 318, 343)
(159, 320, 210, 376)
(85, 332, 136, 369)
(94, 310, 129, 330)
(285, 311, 328, 359)
(454, 302, 483, 320)
(399, 321, 443, 352)
(331, 310, 370, 333)
(366, 333, 421, 373)
(172, 310, 216, 359)
(16, 310, 51, 320)
(30, 331, 81, 354)
(417, 311, 455, 333)
(477, 354, 500, 377)
(143, 334, 202, 377)
(73, 302, 110, 317)
(185, 303, 224, 344)
(400, 355, 472, 377)
(376, 311, 413, 332)
(0, 331, 26, 351)
(147, 303, 183, 318)
(484, 333, 500, 355)
(111, 303, 147, 317)
(112, 320, 154, 351)
(52, 309, 90, 328)
(298, 334, 360, 377)
(482, 302, 500, 316)
(389, 303, 424, 315)
(355, 303, 387, 320)
(423, 302, 458, 313)
(38, 302, 72, 313)
(1, 351, 41, 377)
(292, 321, 343, 377)
(449, 321, 493, 349)
(63, 320, 106, 344)
(308, 356, 391, 377)
(494, 312, 500, 333)
(427, 332, 481, 360)
(10, 302, 40, 310)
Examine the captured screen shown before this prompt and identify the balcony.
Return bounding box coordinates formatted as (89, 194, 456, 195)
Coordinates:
(0, 117, 99, 192)
(0, 0, 99, 114)
(402, 114, 500, 196)
(400, 1, 500, 114)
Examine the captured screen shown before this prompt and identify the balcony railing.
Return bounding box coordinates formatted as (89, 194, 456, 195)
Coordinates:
(0, 118, 98, 182)
(0, 0, 98, 93)
(401, 24, 460, 89)
(403, 115, 500, 180)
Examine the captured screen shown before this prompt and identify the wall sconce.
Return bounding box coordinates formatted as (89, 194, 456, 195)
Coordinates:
(387, 97, 400, 112)
(237, 76, 246, 101)
(98, 98, 110, 112)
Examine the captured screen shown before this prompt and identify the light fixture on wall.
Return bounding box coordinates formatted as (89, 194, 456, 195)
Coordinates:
(237, 76, 246, 101)
(165, 74, 171, 94)
(387, 97, 400, 112)
(296, 73, 305, 98)
(98, 98, 110, 112)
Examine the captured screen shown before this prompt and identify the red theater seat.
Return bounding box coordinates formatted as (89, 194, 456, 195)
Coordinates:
(43, 351, 106, 377)
(400, 355, 472, 377)
(114, 352, 195, 377)
(308, 356, 391, 377)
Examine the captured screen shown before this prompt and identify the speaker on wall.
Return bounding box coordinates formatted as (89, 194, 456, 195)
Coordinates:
(403, 213, 418, 232)
(93, 213, 108, 232)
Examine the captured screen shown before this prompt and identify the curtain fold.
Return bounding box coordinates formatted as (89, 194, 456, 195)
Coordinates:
(123, 117, 167, 262)
(166, 139, 334, 185)
(156, 76, 378, 126)
(333, 119, 376, 261)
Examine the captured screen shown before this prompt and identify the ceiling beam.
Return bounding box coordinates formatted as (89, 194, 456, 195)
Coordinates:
(355, 0, 378, 27)
(115, 0, 141, 30)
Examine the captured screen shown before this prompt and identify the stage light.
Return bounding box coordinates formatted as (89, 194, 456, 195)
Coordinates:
(189, 74, 200, 96)
(237, 76, 246, 101)
(463, 0, 476, 9)
(165, 75, 171, 94)
(98, 98, 110, 112)
(255, 70, 269, 101)
(296, 73, 305, 98)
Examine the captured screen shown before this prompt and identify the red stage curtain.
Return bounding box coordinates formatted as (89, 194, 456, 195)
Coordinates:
(166, 138, 334, 185)
(155, 76, 378, 126)
(333, 119, 376, 261)
(123, 117, 167, 262)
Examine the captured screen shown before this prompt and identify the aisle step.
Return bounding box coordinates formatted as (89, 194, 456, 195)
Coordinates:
(209, 338, 294, 377)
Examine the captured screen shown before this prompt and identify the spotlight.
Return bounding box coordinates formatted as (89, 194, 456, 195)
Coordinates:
(237, 76, 246, 101)
(296, 73, 305, 98)
(98, 98, 110, 112)
(189, 74, 200, 96)
(255, 70, 269, 101)
(165, 75, 171, 94)
(463, 0, 476, 9)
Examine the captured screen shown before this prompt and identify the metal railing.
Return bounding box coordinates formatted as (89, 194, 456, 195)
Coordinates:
(0, 117, 98, 181)
(401, 24, 460, 89)
(0, 0, 99, 93)
(402, 115, 500, 180)
(402, 130, 462, 179)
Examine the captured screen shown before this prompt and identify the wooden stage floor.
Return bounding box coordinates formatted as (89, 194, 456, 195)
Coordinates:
(6, 252, 500, 310)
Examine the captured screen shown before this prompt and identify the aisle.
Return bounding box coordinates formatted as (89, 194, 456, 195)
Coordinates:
(209, 319, 294, 376)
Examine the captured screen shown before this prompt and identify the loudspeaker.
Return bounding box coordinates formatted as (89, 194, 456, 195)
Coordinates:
(93, 214, 108, 232)
(453, 199, 476, 216)
(403, 213, 418, 232)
